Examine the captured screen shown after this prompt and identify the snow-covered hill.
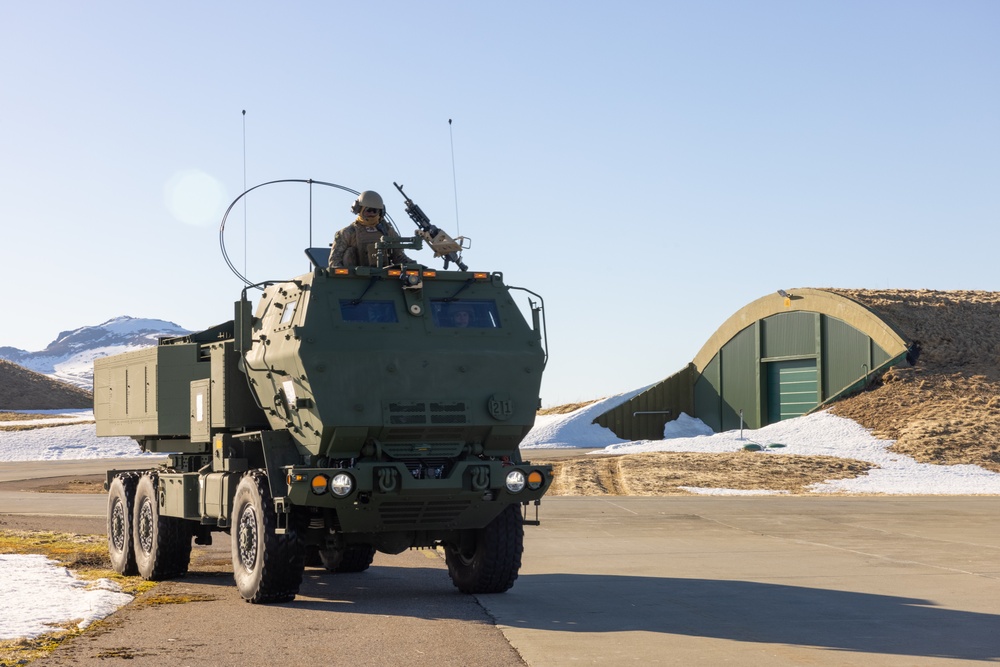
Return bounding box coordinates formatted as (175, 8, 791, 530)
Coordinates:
(0, 317, 190, 388)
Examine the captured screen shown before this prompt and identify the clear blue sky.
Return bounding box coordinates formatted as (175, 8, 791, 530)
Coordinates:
(2, 1, 997, 407)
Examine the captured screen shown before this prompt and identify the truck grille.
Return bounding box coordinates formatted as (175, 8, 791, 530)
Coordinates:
(381, 442, 464, 459)
(386, 401, 469, 426)
(379, 500, 471, 527)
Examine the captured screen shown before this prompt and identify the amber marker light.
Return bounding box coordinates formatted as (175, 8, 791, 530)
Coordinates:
(333, 268, 350, 276)
(287, 473, 306, 486)
(311, 474, 330, 495)
(527, 470, 545, 490)
(422, 270, 437, 278)
(473, 272, 489, 280)
(388, 269, 402, 276)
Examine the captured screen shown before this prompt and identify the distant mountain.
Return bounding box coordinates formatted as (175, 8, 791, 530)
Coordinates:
(0, 316, 190, 390)
(0, 359, 93, 410)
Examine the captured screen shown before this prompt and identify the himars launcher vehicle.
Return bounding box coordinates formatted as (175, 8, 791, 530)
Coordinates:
(95, 180, 553, 603)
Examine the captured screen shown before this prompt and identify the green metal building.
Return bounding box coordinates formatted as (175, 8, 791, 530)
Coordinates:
(595, 288, 914, 440)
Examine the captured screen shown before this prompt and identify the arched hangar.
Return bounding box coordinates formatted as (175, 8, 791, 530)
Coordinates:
(595, 288, 917, 440)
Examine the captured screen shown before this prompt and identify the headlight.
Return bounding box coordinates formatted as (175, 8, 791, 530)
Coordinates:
(505, 470, 526, 493)
(330, 473, 354, 497)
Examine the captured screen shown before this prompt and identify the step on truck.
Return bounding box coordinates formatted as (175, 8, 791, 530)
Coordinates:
(95, 179, 553, 603)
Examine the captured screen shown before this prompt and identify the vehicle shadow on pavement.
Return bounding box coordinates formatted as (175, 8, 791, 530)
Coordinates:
(482, 573, 1000, 662)
(278, 566, 1000, 661)
(155, 563, 1000, 662)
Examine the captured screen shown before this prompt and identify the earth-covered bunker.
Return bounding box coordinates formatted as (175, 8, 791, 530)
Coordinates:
(595, 288, 919, 440)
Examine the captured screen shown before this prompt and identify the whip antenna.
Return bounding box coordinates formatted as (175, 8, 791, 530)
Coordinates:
(242, 109, 247, 278)
(449, 118, 460, 237)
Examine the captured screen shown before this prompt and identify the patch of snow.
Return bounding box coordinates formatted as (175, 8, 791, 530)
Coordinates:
(679, 487, 790, 496)
(0, 411, 147, 460)
(0, 555, 132, 640)
(521, 386, 650, 449)
(524, 408, 1000, 496)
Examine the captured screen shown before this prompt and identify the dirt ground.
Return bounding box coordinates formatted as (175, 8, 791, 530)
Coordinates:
(529, 451, 873, 496)
(826, 289, 1000, 473)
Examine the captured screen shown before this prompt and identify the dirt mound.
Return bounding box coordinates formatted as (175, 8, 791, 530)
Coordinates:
(0, 359, 92, 410)
(826, 289, 1000, 473)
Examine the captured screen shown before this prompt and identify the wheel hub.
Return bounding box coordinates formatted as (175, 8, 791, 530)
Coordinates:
(111, 500, 126, 551)
(137, 499, 154, 554)
(237, 505, 258, 572)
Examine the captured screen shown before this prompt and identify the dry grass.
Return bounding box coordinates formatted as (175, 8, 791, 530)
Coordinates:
(827, 289, 1000, 473)
(538, 399, 600, 415)
(533, 451, 873, 496)
(0, 412, 53, 421)
(0, 530, 109, 569)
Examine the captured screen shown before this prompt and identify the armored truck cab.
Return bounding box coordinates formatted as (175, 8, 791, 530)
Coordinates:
(96, 184, 553, 604)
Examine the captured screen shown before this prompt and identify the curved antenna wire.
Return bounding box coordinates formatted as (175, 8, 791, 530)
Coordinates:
(220, 179, 363, 288)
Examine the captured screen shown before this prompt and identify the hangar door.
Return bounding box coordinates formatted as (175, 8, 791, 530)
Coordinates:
(766, 358, 818, 422)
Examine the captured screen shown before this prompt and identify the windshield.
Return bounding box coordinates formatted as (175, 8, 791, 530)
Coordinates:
(430, 300, 501, 329)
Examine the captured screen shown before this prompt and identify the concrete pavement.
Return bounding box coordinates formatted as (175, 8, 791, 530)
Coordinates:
(2, 461, 999, 665)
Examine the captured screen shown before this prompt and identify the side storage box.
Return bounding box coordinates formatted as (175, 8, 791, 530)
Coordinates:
(94, 343, 209, 438)
(158, 473, 201, 519)
(209, 341, 267, 430)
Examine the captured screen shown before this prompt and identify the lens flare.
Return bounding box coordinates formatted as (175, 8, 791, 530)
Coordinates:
(164, 169, 226, 226)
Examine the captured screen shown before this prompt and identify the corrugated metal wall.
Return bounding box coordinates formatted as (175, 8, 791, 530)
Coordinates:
(593, 364, 695, 441)
(761, 311, 818, 358)
(720, 323, 759, 430)
(693, 356, 722, 432)
(822, 315, 871, 397)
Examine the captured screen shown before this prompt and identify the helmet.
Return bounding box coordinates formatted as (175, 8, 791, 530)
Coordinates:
(351, 191, 384, 214)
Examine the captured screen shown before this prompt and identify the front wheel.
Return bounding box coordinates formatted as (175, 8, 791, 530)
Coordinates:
(231, 470, 304, 603)
(445, 504, 524, 594)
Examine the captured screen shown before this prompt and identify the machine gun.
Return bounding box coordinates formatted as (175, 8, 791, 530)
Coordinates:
(393, 182, 469, 271)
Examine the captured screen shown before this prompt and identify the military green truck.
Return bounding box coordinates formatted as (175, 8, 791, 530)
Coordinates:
(95, 180, 553, 603)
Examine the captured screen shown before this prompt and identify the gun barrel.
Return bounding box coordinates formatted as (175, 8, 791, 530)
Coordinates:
(393, 180, 466, 271)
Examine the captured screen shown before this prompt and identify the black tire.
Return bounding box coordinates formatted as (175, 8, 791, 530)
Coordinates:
(319, 544, 376, 573)
(133, 473, 192, 581)
(231, 470, 305, 603)
(107, 473, 139, 576)
(445, 503, 524, 594)
(304, 544, 323, 568)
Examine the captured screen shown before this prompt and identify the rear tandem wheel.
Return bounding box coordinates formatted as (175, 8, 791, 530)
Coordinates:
(107, 473, 139, 576)
(132, 473, 192, 580)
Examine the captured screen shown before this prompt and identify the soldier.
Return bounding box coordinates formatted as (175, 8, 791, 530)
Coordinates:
(451, 306, 472, 327)
(329, 191, 413, 268)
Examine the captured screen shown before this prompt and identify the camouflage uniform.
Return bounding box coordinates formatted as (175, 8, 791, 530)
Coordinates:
(329, 220, 413, 268)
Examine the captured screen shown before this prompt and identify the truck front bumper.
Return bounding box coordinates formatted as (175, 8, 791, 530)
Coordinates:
(280, 458, 552, 532)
